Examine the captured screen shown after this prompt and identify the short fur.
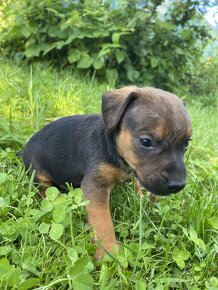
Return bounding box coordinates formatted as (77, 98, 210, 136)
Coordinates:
(23, 86, 192, 259)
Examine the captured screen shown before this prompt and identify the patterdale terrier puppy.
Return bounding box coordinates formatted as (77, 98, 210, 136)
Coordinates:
(23, 86, 192, 259)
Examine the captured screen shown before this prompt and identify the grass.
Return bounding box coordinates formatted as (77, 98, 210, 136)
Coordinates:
(0, 58, 218, 290)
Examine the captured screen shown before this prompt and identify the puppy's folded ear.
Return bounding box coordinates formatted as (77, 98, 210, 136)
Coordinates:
(102, 86, 138, 133)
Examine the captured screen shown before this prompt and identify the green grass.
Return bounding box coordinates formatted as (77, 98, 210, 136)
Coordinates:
(0, 58, 218, 290)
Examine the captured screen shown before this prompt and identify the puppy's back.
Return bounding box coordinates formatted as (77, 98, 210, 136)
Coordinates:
(23, 114, 102, 188)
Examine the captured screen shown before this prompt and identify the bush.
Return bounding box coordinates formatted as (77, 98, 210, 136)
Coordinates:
(0, 0, 212, 90)
(183, 52, 218, 105)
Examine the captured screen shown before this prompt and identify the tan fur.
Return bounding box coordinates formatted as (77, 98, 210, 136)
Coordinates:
(81, 180, 118, 259)
(36, 172, 52, 198)
(86, 200, 118, 260)
(116, 128, 139, 170)
(154, 124, 168, 141)
(97, 163, 129, 185)
(37, 173, 51, 184)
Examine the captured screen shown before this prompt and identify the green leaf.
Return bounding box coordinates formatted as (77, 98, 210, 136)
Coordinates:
(112, 32, 120, 44)
(106, 68, 118, 84)
(150, 57, 159, 68)
(0, 246, 12, 256)
(180, 29, 192, 40)
(48, 26, 64, 38)
(67, 247, 78, 263)
(207, 276, 218, 288)
(25, 45, 41, 57)
(7, 267, 21, 287)
(53, 194, 68, 204)
(0, 258, 11, 276)
(93, 57, 104, 70)
(55, 41, 65, 49)
(141, 242, 155, 250)
(41, 199, 53, 212)
(189, 227, 206, 252)
(172, 246, 190, 269)
(135, 280, 147, 290)
(77, 54, 93, 69)
(72, 188, 83, 204)
(53, 208, 66, 223)
(113, 30, 131, 44)
(39, 222, 50, 234)
(73, 188, 83, 198)
(98, 47, 111, 58)
(45, 187, 59, 201)
(159, 21, 175, 31)
(175, 47, 184, 55)
(115, 50, 126, 64)
(103, 280, 118, 290)
(98, 43, 122, 58)
(20, 26, 31, 38)
(0, 173, 7, 183)
(49, 223, 64, 240)
(68, 49, 81, 63)
(72, 273, 94, 290)
(127, 66, 140, 82)
(0, 197, 5, 207)
(209, 216, 218, 229)
(43, 44, 58, 56)
(162, 205, 171, 213)
(18, 278, 40, 290)
(69, 257, 93, 278)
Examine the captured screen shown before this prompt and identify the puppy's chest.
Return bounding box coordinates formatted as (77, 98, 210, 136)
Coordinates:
(117, 169, 131, 182)
(96, 163, 131, 186)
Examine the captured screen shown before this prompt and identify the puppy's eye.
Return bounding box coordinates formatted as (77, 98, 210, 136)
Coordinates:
(184, 138, 192, 151)
(139, 138, 153, 149)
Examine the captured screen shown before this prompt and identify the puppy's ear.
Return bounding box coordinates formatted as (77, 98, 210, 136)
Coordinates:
(102, 86, 138, 133)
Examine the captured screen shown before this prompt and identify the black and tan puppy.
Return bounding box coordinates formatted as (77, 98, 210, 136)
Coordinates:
(23, 86, 192, 259)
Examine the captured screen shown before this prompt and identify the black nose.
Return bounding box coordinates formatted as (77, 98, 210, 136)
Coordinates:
(168, 181, 185, 193)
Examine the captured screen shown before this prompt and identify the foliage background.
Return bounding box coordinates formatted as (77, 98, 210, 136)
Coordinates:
(0, 0, 217, 94)
(0, 0, 217, 289)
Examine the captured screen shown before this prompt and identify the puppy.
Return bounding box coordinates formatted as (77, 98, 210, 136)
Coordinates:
(23, 86, 192, 259)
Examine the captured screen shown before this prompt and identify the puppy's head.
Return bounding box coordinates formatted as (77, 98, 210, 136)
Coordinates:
(102, 86, 192, 196)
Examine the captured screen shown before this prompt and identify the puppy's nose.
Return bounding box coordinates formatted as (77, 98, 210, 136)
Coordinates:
(168, 181, 185, 193)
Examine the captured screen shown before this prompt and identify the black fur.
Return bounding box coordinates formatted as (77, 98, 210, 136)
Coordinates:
(23, 114, 124, 189)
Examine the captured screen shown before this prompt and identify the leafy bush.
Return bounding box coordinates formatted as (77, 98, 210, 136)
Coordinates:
(183, 52, 218, 105)
(0, 0, 212, 90)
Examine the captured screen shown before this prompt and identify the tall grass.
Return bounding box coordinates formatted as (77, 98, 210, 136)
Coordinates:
(0, 58, 217, 289)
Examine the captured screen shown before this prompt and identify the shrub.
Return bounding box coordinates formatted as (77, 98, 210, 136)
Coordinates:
(0, 0, 212, 90)
(183, 52, 218, 105)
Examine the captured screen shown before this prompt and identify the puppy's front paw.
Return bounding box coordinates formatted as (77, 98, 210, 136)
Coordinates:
(95, 242, 119, 260)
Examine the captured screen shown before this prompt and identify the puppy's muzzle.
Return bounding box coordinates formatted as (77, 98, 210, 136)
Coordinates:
(137, 173, 186, 196)
(167, 180, 185, 193)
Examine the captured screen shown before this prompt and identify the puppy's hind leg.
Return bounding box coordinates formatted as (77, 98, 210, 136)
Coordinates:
(36, 172, 53, 198)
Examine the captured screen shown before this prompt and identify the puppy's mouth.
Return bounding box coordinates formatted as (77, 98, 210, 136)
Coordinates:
(138, 180, 171, 196)
(135, 175, 181, 196)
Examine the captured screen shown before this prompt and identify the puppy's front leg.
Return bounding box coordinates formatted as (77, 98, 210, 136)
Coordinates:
(81, 182, 118, 260)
